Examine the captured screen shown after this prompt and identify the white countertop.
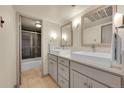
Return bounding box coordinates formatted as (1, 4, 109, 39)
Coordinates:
(49, 51, 124, 76)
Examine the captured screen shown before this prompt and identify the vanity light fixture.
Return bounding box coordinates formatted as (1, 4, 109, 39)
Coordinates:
(62, 34, 67, 41)
(50, 32, 57, 40)
(114, 13, 124, 28)
(49, 32, 57, 52)
(73, 18, 80, 28)
(35, 21, 41, 28)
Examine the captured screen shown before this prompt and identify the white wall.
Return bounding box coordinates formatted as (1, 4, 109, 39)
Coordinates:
(42, 20, 60, 75)
(0, 6, 16, 87)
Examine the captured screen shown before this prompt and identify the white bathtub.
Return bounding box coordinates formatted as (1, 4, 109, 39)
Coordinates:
(21, 57, 42, 72)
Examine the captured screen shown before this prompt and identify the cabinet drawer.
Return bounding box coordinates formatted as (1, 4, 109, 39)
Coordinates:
(58, 74, 69, 88)
(70, 61, 121, 88)
(48, 54, 57, 62)
(58, 57, 69, 67)
(58, 63, 69, 80)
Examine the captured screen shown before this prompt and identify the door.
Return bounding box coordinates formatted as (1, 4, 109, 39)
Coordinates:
(70, 70, 88, 88)
(48, 59, 57, 82)
(16, 14, 42, 87)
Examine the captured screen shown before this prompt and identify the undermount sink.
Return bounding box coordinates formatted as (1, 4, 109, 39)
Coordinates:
(50, 48, 71, 56)
(72, 51, 111, 59)
(71, 51, 112, 68)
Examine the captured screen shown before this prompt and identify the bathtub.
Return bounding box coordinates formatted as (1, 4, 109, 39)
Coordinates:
(21, 57, 42, 72)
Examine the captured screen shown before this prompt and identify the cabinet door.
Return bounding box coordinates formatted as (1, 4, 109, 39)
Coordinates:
(52, 61, 57, 82)
(48, 59, 57, 82)
(58, 63, 69, 80)
(90, 80, 108, 88)
(48, 59, 53, 77)
(70, 70, 88, 88)
(58, 75, 69, 88)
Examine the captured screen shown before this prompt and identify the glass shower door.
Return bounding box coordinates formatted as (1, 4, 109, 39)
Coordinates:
(22, 31, 41, 59)
(32, 33, 41, 58)
(22, 31, 32, 59)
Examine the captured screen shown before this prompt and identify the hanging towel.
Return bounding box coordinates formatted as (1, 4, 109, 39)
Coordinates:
(111, 32, 122, 64)
(116, 33, 122, 64)
(111, 32, 116, 62)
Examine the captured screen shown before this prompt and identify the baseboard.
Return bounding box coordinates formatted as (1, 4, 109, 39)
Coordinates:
(42, 73, 49, 77)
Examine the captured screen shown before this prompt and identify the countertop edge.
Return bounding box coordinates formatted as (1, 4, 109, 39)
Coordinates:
(48, 53, 124, 77)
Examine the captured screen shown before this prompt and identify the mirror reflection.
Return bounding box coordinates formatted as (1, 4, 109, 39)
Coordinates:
(82, 6, 113, 46)
(61, 22, 72, 46)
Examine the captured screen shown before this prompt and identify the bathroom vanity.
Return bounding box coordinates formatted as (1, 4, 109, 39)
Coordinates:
(48, 51, 124, 88)
(47, 5, 123, 88)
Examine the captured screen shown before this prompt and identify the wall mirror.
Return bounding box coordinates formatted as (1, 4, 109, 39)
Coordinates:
(81, 5, 116, 46)
(61, 22, 73, 46)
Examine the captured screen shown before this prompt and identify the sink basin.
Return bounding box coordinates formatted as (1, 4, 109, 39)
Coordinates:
(71, 51, 112, 68)
(72, 51, 111, 59)
(50, 48, 71, 56)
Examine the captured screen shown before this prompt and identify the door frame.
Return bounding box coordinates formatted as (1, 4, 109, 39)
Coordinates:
(16, 12, 43, 87)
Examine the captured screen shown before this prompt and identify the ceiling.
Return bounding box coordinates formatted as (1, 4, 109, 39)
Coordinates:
(13, 5, 89, 24)
(21, 16, 42, 32)
(84, 6, 113, 29)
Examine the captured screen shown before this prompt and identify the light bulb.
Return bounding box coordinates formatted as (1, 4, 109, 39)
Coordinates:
(114, 13, 124, 28)
(35, 21, 41, 28)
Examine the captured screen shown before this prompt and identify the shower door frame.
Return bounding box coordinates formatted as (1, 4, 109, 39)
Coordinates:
(16, 12, 43, 87)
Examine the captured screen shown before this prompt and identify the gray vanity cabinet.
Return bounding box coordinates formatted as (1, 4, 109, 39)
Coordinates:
(48, 54, 57, 82)
(70, 70, 107, 88)
(70, 70, 88, 88)
(90, 80, 107, 88)
(58, 57, 69, 88)
(58, 74, 69, 88)
(70, 61, 122, 88)
(48, 53, 123, 88)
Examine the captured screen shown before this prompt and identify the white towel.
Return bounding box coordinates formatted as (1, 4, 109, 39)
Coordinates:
(111, 32, 116, 62)
(116, 33, 122, 64)
(111, 32, 122, 64)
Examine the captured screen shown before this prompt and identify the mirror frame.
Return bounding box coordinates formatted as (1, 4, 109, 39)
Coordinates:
(61, 22, 73, 47)
(81, 5, 117, 47)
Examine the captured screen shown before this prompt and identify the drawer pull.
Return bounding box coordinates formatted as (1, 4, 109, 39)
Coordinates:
(60, 67, 65, 71)
(60, 80, 64, 83)
(84, 82, 87, 86)
(50, 61, 53, 64)
(60, 60, 64, 62)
